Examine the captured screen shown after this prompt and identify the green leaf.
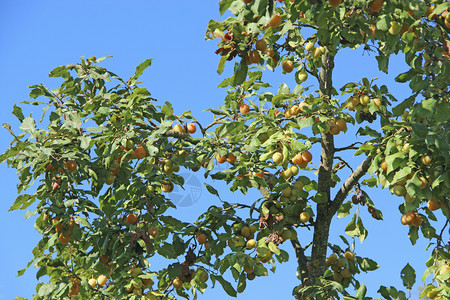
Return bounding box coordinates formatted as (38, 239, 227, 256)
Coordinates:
(219, 0, 234, 16)
(337, 202, 352, 219)
(12, 105, 24, 122)
(358, 257, 379, 272)
(217, 56, 227, 75)
(162, 101, 174, 118)
(400, 263, 416, 290)
(204, 183, 220, 199)
(158, 243, 177, 259)
(78, 136, 92, 150)
(233, 59, 248, 86)
(408, 225, 418, 245)
(345, 214, 368, 243)
(9, 194, 35, 211)
(313, 192, 327, 204)
(131, 59, 152, 81)
(268, 242, 280, 256)
(376, 54, 389, 73)
(355, 283, 367, 300)
(392, 96, 415, 116)
(19, 117, 36, 134)
(212, 275, 237, 297)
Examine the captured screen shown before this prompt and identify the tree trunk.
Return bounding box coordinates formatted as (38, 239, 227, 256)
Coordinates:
(305, 52, 335, 286)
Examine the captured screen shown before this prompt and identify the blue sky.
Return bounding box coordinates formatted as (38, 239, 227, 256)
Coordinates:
(0, 1, 445, 299)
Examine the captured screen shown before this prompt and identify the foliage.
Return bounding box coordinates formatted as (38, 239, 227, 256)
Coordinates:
(1, 0, 449, 299)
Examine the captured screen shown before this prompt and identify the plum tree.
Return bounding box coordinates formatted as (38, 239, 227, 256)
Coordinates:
(1, 0, 449, 300)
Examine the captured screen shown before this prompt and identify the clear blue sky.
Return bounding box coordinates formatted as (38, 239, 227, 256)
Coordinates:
(0, 1, 445, 299)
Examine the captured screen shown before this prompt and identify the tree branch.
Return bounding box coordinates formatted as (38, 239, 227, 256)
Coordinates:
(291, 238, 309, 283)
(334, 142, 363, 152)
(329, 156, 373, 215)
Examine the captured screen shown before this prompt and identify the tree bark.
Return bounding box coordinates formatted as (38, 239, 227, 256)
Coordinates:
(305, 52, 336, 287)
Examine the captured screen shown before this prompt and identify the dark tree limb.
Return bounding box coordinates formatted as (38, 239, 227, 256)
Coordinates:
(329, 156, 373, 215)
(291, 237, 309, 283)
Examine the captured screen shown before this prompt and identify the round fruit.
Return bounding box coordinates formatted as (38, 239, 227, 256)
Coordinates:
(161, 182, 174, 193)
(197, 233, 207, 244)
(244, 0, 252, 4)
(249, 225, 257, 234)
(269, 14, 282, 28)
(227, 153, 237, 164)
(336, 258, 345, 268)
(329, 124, 340, 135)
(126, 139, 135, 150)
(281, 229, 292, 240)
(293, 180, 303, 190)
(301, 151, 312, 163)
(329, 0, 342, 7)
(292, 153, 304, 165)
(404, 211, 416, 224)
(59, 232, 70, 245)
(412, 214, 422, 227)
(240, 104, 250, 114)
(246, 239, 257, 249)
(126, 214, 138, 224)
(401, 214, 408, 225)
(88, 278, 97, 288)
(256, 39, 267, 52)
(134, 146, 147, 159)
(290, 165, 299, 176)
(289, 105, 300, 116)
(105, 172, 115, 185)
(149, 226, 159, 238)
(421, 154, 432, 165)
(359, 95, 370, 105)
(341, 268, 351, 278)
(241, 226, 251, 238)
(247, 272, 256, 280)
(99, 254, 110, 264)
(216, 154, 227, 164)
(64, 160, 77, 173)
(243, 265, 253, 274)
(427, 199, 440, 211)
(187, 123, 197, 134)
(281, 169, 293, 181)
(419, 176, 428, 189)
(328, 254, 338, 263)
(249, 50, 261, 64)
(282, 60, 294, 73)
(373, 98, 381, 108)
(312, 47, 322, 59)
(335, 119, 347, 132)
(299, 212, 310, 223)
(272, 152, 283, 164)
(173, 124, 185, 133)
(369, 0, 383, 12)
(172, 278, 183, 289)
(343, 251, 355, 261)
(392, 185, 406, 197)
(303, 40, 314, 52)
(297, 71, 308, 83)
(198, 270, 209, 283)
(282, 187, 292, 197)
(97, 274, 107, 286)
